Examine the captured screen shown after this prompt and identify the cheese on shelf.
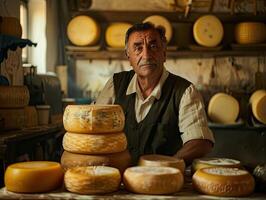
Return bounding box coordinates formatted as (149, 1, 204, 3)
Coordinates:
(63, 132, 127, 154)
(67, 15, 100, 46)
(105, 23, 132, 48)
(123, 166, 183, 194)
(208, 93, 239, 124)
(64, 166, 121, 194)
(63, 105, 125, 134)
(138, 154, 185, 173)
(193, 15, 224, 47)
(250, 90, 266, 124)
(192, 167, 255, 197)
(0, 108, 25, 130)
(143, 15, 172, 43)
(5, 161, 63, 193)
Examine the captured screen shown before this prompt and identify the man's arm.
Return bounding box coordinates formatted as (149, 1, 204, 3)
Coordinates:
(94, 77, 115, 104)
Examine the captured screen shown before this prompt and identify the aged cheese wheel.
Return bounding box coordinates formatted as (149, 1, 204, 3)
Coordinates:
(64, 166, 121, 194)
(235, 22, 266, 44)
(123, 166, 183, 194)
(0, 16, 22, 38)
(192, 157, 241, 174)
(63, 105, 125, 134)
(208, 93, 239, 124)
(67, 15, 100, 46)
(0, 86, 30, 108)
(138, 154, 185, 174)
(143, 15, 172, 43)
(192, 167, 255, 197)
(249, 90, 266, 124)
(105, 23, 132, 48)
(193, 15, 224, 47)
(63, 132, 127, 154)
(0, 108, 25, 130)
(61, 150, 131, 173)
(5, 161, 64, 193)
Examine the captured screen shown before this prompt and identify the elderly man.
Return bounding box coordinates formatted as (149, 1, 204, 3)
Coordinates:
(95, 22, 214, 164)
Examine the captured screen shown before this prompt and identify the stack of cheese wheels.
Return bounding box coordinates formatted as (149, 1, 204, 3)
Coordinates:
(67, 15, 100, 46)
(138, 154, 186, 174)
(192, 157, 241, 174)
(105, 22, 132, 48)
(208, 92, 239, 124)
(249, 90, 266, 124)
(0, 86, 30, 130)
(143, 15, 172, 43)
(62, 105, 130, 194)
(193, 15, 224, 47)
(192, 167, 255, 197)
(123, 166, 183, 194)
(4, 161, 64, 193)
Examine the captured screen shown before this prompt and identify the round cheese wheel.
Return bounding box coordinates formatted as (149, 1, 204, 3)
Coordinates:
(67, 15, 100, 46)
(63, 105, 125, 134)
(193, 15, 224, 47)
(0, 16, 22, 38)
(123, 166, 183, 194)
(4, 161, 63, 193)
(208, 93, 239, 124)
(192, 167, 255, 197)
(64, 166, 121, 194)
(192, 157, 241, 174)
(105, 23, 132, 48)
(138, 154, 185, 174)
(61, 150, 131, 173)
(143, 15, 172, 43)
(249, 90, 266, 124)
(63, 132, 127, 154)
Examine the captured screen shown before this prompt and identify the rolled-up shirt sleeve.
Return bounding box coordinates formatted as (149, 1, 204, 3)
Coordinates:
(95, 77, 115, 105)
(179, 84, 215, 144)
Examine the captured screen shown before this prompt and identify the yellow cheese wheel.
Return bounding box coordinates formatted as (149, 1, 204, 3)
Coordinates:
(193, 15, 224, 47)
(61, 150, 131, 173)
(0, 108, 25, 130)
(192, 167, 255, 197)
(143, 15, 172, 43)
(208, 93, 239, 124)
(63, 132, 127, 154)
(67, 15, 100, 46)
(192, 157, 241, 173)
(235, 22, 266, 44)
(138, 154, 185, 174)
(4, 161, 63, 193)
(63, 105, 125, 134)
(64, 166, 121, 194)
(105, 23, 132, 48)
(0, 16, 22, 38)
(249, 90, 266, 124)
(123, 166, 183, 194)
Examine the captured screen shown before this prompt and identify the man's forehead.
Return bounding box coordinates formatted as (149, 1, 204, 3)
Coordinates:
(128, 29, 160, 42)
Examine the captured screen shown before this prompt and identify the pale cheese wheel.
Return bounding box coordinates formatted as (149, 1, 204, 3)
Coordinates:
(249, 90, 266, 124)
(123, 166, 183, 194)
(63, 132, 127, 154)
(63, 105, 125, 134)
(192, 157, 241, 173)
(67, 15, 100, 46)
(64, 166, 121, 194)
(208, 93, 239, 124)
(192, 167, 255, 197)
(0, 108, 25, 130)
(5, 161, 64, 193)
(143, 15, 172, 43)
(193, 15, 224, 47)
(138, 154, 185, 174)
(61, 150, 131, 173)
(105, 23, 132, 48)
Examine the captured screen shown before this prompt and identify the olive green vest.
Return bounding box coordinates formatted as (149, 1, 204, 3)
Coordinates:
(114, 70, 190, 164)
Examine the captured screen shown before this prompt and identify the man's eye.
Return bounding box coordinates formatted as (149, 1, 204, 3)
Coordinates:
(135, 46, 143, 52)
(150, 44, 158, 50)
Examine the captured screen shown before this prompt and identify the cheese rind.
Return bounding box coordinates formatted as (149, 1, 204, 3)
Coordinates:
(4, 161, 64, 193)
(123, 166, 183, 194)
(64, 166, 121, 194)
(63, 105, 125, 134)
(249, 90, 266, 124)
(139, 154, 185, 174)
(63, 132, 127, 154)
(192, 167, 255, 197)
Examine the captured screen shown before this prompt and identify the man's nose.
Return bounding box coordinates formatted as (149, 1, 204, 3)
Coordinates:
(142, 44, 151, 59)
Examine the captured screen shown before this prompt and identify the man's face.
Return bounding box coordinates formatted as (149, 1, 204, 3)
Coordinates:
(126, 29, 166, 78)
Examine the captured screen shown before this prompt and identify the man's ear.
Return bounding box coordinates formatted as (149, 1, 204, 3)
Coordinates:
(125, 49, 129, 58)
